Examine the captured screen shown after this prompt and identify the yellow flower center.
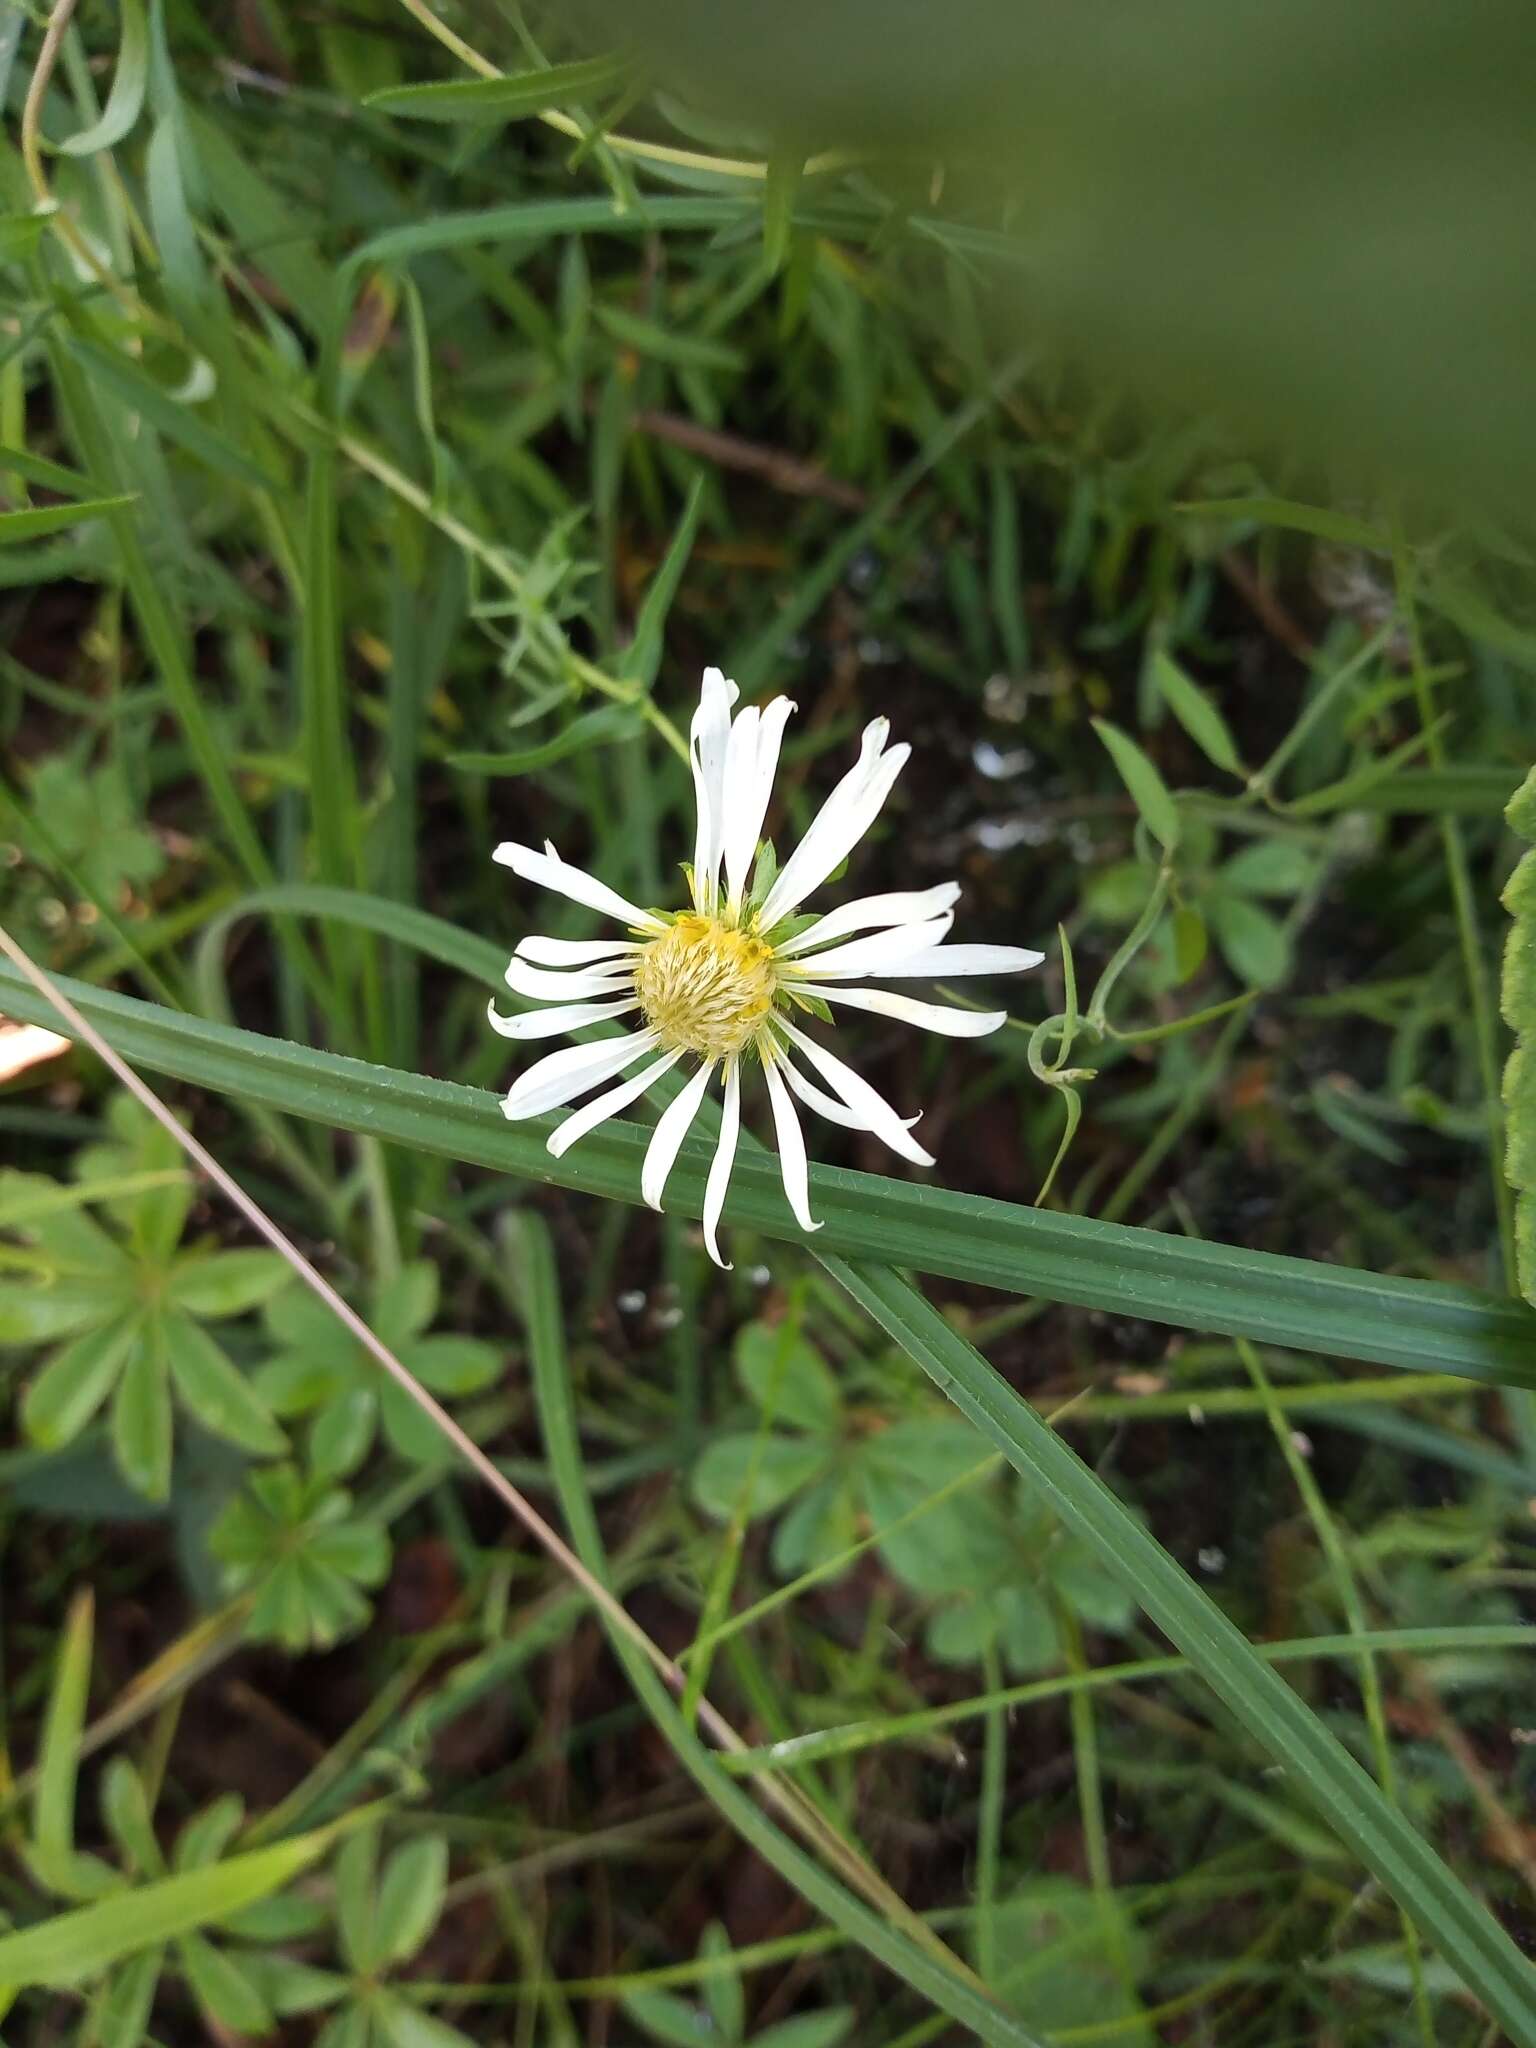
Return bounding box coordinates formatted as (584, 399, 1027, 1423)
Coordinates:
(634, 914, 776, 1058)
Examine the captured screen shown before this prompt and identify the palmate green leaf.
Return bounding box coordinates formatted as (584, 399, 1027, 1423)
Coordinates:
(1503, 763, 1536, 1303)
(827, 1255, 1536, 2048)
(5, 955, 1533, 1386)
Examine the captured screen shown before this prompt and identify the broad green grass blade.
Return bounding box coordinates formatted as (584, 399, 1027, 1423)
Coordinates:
(2, 956, 1532, 1386)
(823, 1253, 1536, 2048)
(0, 1825, 348, 1987)
(513, 1214, 1049, 2048)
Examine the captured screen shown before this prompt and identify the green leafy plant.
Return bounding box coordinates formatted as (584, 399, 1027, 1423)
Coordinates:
(8, 1593, 346, 2044)
(692, 1319, 1132, 1671)
(254, 1258, 502, 1478)
(253, 1823, 476, 2048)
(209, 1461, 391, 1650)
(3, 1096, 290, 1500)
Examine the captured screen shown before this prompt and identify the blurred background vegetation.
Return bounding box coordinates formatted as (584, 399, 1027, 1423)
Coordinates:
(2, 2, 1536, 2043)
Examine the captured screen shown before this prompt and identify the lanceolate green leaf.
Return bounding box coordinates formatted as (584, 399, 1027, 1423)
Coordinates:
(0, 1825, 350, 1987)
(825, 1255, 1536, 2048)
(365, 54, 633, 123)
(2, 955, 1533, 1387)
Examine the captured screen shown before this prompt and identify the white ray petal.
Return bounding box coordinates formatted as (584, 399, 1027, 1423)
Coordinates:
(641, 1058, 716, 1210)
(816, 985, 1008, 1036)
(723, 695, 795, 911)
(758, 720, 910, 928)
(503, 955, 634, 1003)
(776, 883, 961, 958)
(487, 996, 638, 1041)
(689, 667, 739, 915)
(867, 942, 1045, 978)
(702, 1057, 743, 1268)
(516, 934, 643, 967)
(502, 1031, 658, 1121)
(776, 1017, 933, 1167)
(547, 1047, 684, 1158)
(775, 1043, 922, 1138)
(779, 913, 955, 982)
(762, 1050, 822, 1235)
(494, 840, 663, 932)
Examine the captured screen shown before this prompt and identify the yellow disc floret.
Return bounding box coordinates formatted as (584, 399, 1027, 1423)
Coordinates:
(634, 914, 776, 1058)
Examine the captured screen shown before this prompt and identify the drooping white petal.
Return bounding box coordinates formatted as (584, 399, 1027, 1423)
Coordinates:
(516, 934, 643, 968)
(504, 955, 634, 1003)
(776, 1017, 934, 1166)
(494, 840, 664, 933)
(762, 1050, 822, 1235)
(722, 695, 795, 911)
(815, 985, 1008, 1037)
(689, 667, 739, 915)
(641, 1058, 716, 1210)
(547, 1047, 684, 1158)
(502, 1031, 658, 1121)
(702, 1057, 742, 1268)
(779, 913, 955, 983)
(775, 1043, 922, 1138)
(776, 883, 961, 959)
(487, 996, 638, 1041)
(866, 942, 1045, 979)
(758, 719, 910, 928)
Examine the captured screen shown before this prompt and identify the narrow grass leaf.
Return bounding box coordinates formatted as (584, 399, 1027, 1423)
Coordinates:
(0, 497, 136, 544)
(365, 55, 631, 122)
(33, 1588, 94, 1878)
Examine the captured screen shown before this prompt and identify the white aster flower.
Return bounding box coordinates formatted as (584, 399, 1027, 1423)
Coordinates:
(492, 667, 1042, 1266)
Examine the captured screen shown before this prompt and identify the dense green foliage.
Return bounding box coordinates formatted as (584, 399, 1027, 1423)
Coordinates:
(2, 4, 1536, 2044)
